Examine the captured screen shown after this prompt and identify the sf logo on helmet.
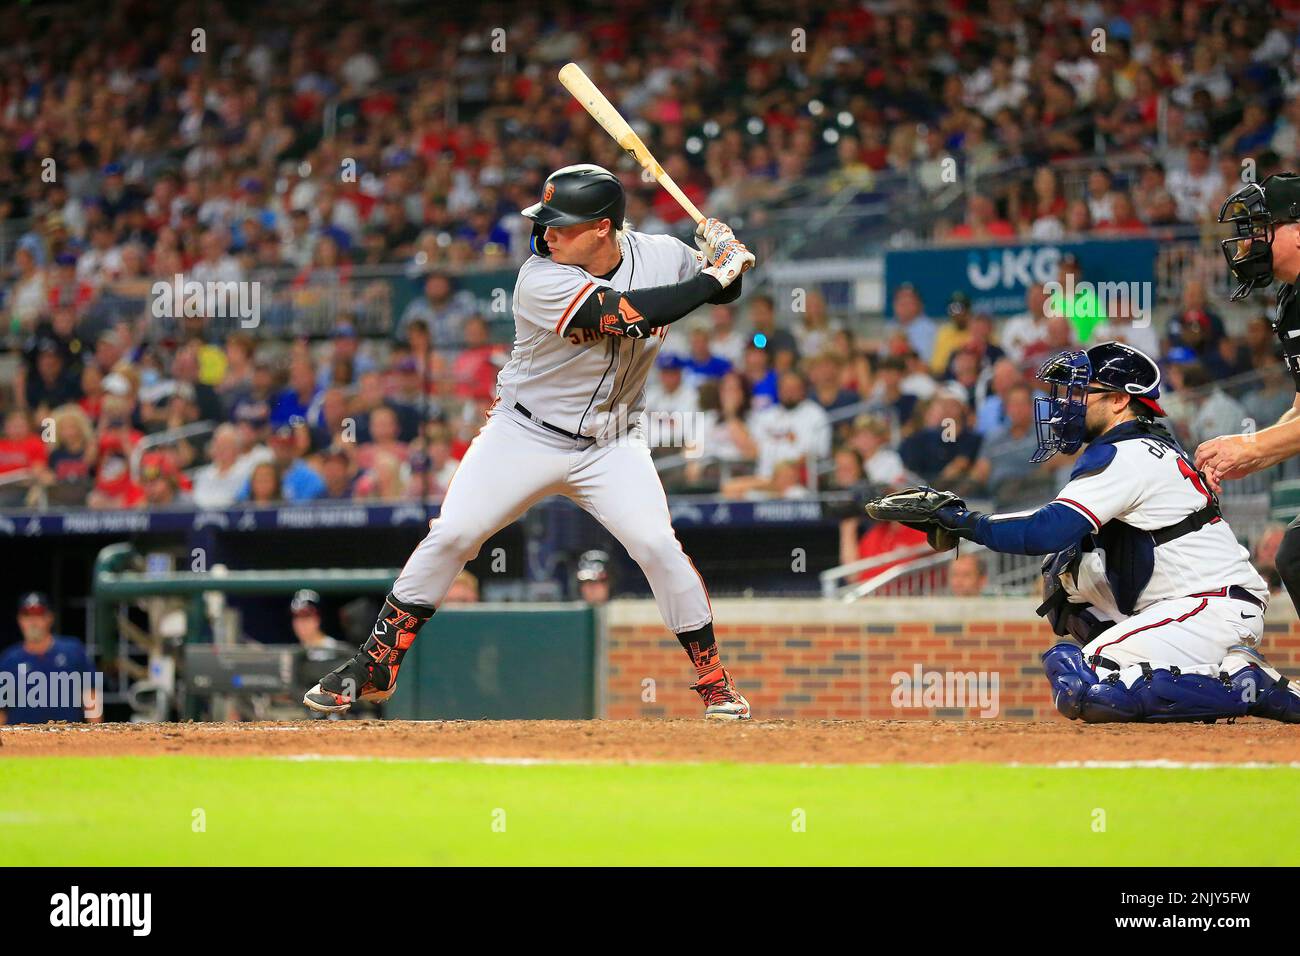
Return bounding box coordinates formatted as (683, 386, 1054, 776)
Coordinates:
(543, 182, 556, 202)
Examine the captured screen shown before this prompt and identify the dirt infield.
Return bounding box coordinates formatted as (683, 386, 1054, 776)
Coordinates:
(2, 718, 1298, 763)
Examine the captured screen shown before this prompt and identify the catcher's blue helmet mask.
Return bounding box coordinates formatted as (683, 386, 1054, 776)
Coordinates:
(1031, 341, 1166, 462)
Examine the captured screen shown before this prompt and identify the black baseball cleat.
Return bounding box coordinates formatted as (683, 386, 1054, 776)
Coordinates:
(690, 666, 752, 720)
(303, 595, 432, 714)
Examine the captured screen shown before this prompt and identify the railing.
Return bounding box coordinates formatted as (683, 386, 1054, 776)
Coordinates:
(130, 421, 219, 482)
(819, 542, 936, 599)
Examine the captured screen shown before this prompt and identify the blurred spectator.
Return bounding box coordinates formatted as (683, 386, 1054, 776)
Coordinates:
(704, 304, 746, 367)
(945, 313, 1004, 379)
(1166, 280, 1227, 365)
(87, 435, 143, 509)
(1170, 143, 1227, 223)
(246, 461, 284, 505)
(645, 354, 699, 419)
(354, 450, 407, 500)
(685, 374, 757, 484)
(793, 290, 838, 357)
(229, 361, 278, 441)
(319, 446, 358, 500)
(139, 451, 192, 507)
(891, 283, 937, 365)
(740, 345, 779, 411)
(742, 293, 798, 360)
(23, 338, 82, 412)
(899, 395, 981, 487)
(192, 424, 268, 508)
(830, 447, 865, 490)
(1168, 363, 1248, 449)
(948, 554, 989, 597)
(806, 351, 858, 415)
(866, 356, 920, 430)
(399, 272, 479, 346)
(576, 550, 611, 606)
(973, 359, 1024, 435)
(930, 292, 972, 375)
(443, 570, 481, 604)
(944, 193, 1015, 242)
(317, 323, 378, 389)
(1095, 192, 1147, 233)
(451, 316, 505, 401)
(848, 415, 908, 489)
(8, 247, 48, 332)
(357, 406, 409, 472)
(38, 405, 96, 506)
(969, 384, 1056, 504)
(749, 372, 832, 484)
(849, 519, 929, 583)
(680, 318, 733, 386)
(1048, 256, 1105, 344)
(0, 593, 99, 725)
(271, 359, 323, 429)
(238, 426, 325, 502)
(290, 590, 350, 654)
(1000, 284, 1051, 369)
(0, 411, 49, 491)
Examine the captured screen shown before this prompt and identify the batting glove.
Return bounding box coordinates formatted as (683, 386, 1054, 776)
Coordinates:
(694, 217, 736, 261)
(702, 237, 755, 288)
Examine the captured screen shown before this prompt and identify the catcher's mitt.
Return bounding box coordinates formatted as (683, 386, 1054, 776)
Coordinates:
(864, 485, 966, 553)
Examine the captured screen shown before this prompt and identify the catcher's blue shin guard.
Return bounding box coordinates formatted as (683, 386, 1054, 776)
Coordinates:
(1227, 649, 1300, 723)
(1042, 643, 1252, 723)
(1042, 642, 1140, 722)
(1128, 665, 1248, 722)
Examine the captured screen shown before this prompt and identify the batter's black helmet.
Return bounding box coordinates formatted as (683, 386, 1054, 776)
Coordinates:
(522, 164, 626, 256)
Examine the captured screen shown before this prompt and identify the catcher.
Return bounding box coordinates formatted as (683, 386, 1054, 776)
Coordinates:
(867, 341, 1300, 723)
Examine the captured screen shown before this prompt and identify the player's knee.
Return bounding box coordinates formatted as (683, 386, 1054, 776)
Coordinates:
(1041, 644, 1155, 723)
(431, 518, 489, 561)
(1041, 643, 1097, 720)
(622, 530, 681, 572)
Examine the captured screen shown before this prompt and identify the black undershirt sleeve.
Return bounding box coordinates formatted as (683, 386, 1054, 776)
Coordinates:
(568, 273, 738, 332)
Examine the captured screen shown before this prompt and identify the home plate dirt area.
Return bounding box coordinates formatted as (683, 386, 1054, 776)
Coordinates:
(3, 719, 1298, 764)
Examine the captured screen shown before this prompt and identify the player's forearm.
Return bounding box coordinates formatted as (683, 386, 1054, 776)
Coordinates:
(708, 273, 743, 304)
(1275, 394, 1300, 427)
(568, 274, 724, 333)
(942, 501, 1093, 555)
(1250, 412, 1300, 468)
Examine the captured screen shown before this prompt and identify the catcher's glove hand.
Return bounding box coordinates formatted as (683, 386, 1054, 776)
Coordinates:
(864, 485, 968, 553)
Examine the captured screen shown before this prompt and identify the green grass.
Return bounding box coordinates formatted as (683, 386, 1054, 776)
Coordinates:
(3, 757, 1297, 866)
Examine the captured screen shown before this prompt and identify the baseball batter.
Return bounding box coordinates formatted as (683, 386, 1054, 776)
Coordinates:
(305, 164, 755, 719)
(870, 341, 1300, 723)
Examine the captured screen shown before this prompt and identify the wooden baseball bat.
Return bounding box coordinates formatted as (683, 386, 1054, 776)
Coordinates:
(558, 61, 705, 225)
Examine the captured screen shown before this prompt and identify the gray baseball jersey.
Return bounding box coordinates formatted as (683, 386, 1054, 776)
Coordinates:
(496, 229, 705, 438)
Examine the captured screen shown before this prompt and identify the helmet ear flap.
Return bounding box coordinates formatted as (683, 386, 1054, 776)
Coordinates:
(529, 221, 551, 257)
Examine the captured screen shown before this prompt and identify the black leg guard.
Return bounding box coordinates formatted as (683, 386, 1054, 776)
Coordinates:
(306, 594, 434, 711)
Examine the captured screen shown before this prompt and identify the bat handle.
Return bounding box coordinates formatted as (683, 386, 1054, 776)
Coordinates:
(656, 172, 705, 225)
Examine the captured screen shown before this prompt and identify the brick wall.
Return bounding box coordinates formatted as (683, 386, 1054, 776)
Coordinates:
(601, 598, 1300, 720)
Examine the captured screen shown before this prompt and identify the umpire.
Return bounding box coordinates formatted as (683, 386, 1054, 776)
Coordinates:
(1196, 171, 1300, 597)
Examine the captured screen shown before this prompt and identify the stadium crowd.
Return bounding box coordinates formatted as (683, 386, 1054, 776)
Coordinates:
(0, 0, 1297, 523)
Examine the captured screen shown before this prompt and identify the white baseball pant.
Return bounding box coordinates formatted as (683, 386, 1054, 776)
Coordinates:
(1082, 590, 1266, 685)
(391, 406, 712, 633)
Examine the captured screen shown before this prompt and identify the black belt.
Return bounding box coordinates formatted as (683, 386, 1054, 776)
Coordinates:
(1190, 585, 1266, 611)
(513, 402, 590, 442)
(1151, 502, 1221, 545)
